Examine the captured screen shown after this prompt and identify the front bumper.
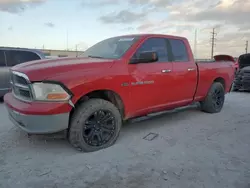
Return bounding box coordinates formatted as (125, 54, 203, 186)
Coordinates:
(4, 93, 70, 134)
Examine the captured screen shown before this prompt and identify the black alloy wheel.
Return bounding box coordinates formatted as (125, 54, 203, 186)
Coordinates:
(211, 87, 225, 111)
(82, 110, 116, 147)
(200, 82, 225, 113)
(69, 99, 122, 152)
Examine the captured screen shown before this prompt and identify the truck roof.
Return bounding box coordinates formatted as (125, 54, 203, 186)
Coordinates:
(115, 33, 187, 40)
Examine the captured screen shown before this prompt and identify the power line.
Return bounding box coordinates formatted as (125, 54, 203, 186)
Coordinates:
(210, 28, 217, 59)
(246, 40, 248, 54)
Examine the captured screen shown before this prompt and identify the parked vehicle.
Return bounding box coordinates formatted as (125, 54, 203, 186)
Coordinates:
(233, 53, 250, 91)
(0, 47, 45, 98)
(233, 57, 239, 72)
(4, 34, 235, 152)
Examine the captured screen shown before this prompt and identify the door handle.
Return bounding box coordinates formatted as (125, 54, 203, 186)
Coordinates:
(162, 69, 171, 73)
(187, 68, 195, 71)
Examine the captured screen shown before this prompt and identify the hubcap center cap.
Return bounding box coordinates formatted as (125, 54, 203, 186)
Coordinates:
(94, 121, 101, 130)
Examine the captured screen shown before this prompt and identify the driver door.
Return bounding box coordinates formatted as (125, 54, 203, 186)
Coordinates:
(128, 37, 174, 115)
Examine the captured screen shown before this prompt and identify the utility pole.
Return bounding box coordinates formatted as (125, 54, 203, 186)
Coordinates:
(194, 29, 197, 59)
(66, 30, 69, 51)
(211, 28, 217, 59)
(245, 40, 248, 54)
(75, 45, 78, 57)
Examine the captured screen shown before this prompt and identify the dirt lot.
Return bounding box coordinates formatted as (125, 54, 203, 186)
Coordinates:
(1, 92, 250, 188)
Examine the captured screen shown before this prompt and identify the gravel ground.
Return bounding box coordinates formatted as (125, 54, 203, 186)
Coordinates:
(1, 92, 250, 188)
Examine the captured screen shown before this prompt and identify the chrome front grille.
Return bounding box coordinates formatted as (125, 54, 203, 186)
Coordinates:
(10, 71, 33, 101)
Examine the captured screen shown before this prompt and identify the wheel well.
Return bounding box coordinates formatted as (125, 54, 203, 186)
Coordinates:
(213, 77, 225, 89)
(70, 90, 125, 120)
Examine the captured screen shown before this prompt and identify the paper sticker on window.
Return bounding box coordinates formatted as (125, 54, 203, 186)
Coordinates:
(119, 38, 134, 41)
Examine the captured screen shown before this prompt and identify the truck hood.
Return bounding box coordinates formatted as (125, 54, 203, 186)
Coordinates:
(11, 57, 115, 81)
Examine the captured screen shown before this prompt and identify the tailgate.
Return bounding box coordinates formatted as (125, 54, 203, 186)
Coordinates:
(214, 55, 235, 62)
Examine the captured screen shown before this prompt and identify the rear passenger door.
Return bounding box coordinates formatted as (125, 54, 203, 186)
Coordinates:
(128, 37, 174, 114)
(5, 50, 41, 67)
(0, 50, 11, 93)
(168, 38, 197, 103)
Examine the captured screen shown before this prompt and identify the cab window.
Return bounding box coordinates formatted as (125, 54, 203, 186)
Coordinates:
(169, 39, 189, 62)
(133, 38, 169, 62)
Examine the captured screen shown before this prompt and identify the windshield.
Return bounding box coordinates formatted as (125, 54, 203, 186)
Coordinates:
(79, 36, 140, 59)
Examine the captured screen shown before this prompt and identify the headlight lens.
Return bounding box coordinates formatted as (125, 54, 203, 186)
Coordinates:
(32, 83, 71, 101)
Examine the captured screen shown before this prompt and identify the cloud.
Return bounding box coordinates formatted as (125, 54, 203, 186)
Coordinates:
(167, 0, 250, 30)
(0, 0, 46, 14)
(82, 0, 249, 57)
(128, 0, 175, 9)
(99, 10, 147, 24)
(81, 0, 117, 7)
(120, 27, 136, 32)
(130, 0, 250, 58)
(44, 22, 55, 28)
(2, 0, 248, 58)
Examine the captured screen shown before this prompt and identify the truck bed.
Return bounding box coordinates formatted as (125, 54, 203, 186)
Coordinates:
(195, 60, 235, 101)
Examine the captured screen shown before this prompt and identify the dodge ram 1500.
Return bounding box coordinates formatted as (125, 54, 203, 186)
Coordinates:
(4, 34, 235, 152)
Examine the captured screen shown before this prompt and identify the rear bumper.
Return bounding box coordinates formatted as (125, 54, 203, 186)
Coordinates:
(4, 93, 71, 134)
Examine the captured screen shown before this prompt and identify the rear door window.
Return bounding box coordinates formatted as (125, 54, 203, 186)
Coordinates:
(5, 50, 41, 67)
(0, 50, 6, 67)
(169, 39, 189, 62)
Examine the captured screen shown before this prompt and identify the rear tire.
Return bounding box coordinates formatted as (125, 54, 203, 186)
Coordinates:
(200, 82, 225, 113)
(68, 99, 122, 152)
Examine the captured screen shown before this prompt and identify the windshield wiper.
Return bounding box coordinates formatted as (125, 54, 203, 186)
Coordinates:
(87, 55, 104, 59)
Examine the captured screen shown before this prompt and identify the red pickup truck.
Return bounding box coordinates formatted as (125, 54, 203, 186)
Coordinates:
(4, 34, 235, 152)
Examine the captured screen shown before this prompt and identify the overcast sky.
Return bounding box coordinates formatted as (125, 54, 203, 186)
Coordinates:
(0, 0, 249, 58)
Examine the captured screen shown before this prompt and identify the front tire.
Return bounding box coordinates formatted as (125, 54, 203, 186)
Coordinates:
(68, 99, 122, 152)
(200, 82, 225, 113)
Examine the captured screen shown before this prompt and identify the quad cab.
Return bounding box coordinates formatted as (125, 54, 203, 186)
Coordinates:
(4, 34, 235, 152)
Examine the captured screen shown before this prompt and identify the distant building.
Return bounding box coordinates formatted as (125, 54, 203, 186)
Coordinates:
(40, 49, 84, 57)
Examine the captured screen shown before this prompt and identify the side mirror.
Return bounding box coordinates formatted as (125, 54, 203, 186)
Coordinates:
(130, 51, 158, 64)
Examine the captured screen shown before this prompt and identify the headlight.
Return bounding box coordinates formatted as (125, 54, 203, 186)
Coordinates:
(31, 82, 71, 101)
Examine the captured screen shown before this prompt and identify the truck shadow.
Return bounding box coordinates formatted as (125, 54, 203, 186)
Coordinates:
(9, 103, 202, 152)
